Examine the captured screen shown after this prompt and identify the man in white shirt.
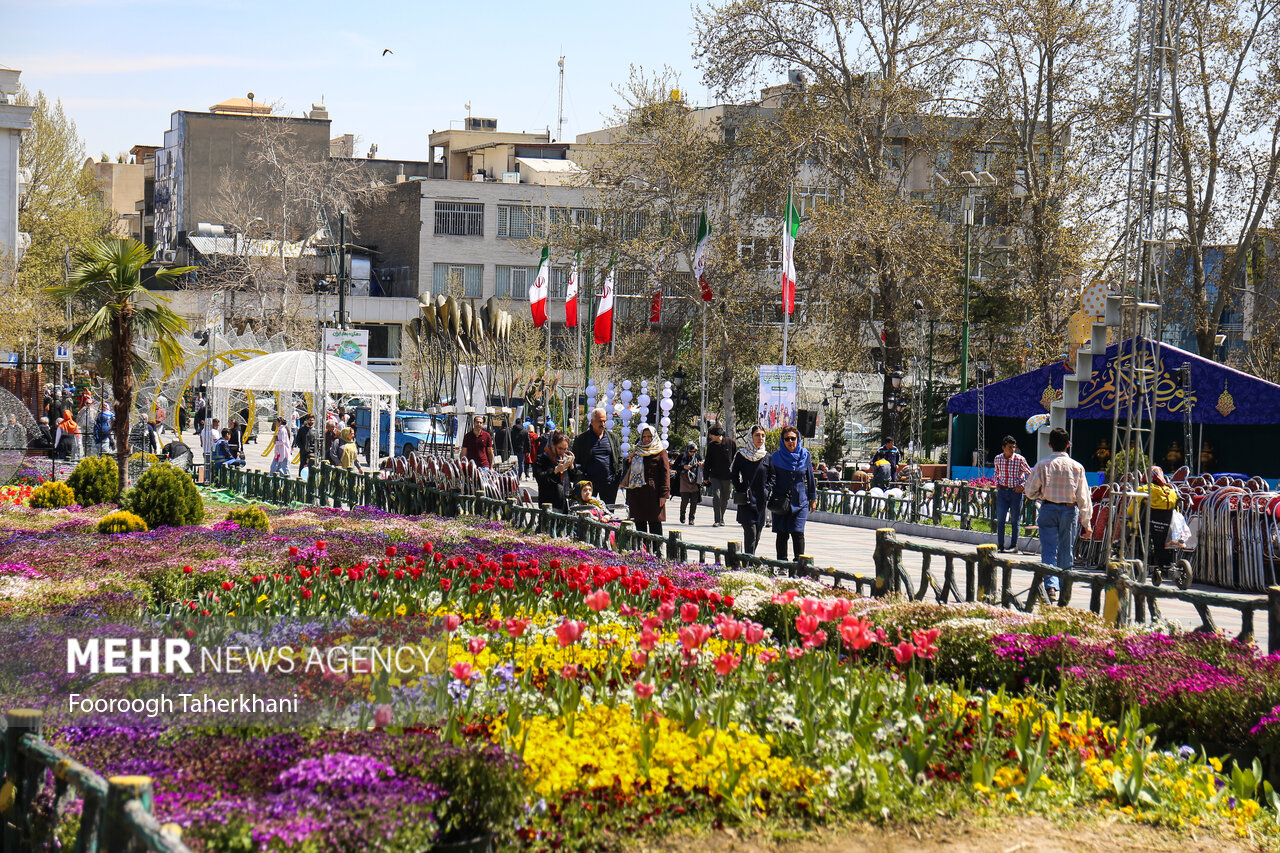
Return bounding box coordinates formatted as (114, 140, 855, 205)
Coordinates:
(1024, 427, 1093, 604)
(200, 418, 219, 460)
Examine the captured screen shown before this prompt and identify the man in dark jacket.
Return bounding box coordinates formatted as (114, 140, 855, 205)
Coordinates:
(704, 425, 737, 527)
(572, 407, 623, 503)
(511, 422, 530, 478)
(295, 415, 315, 471)
(492, 420, 510, 466)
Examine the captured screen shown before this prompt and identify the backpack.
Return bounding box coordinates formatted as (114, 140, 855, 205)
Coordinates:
(95, 411, 114, 440)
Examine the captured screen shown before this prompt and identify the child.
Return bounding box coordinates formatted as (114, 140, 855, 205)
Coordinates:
(570, 480, 614, 522)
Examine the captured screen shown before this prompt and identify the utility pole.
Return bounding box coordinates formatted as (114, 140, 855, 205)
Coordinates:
(556, 57, 566, 142)
(337, 210, 348, 330)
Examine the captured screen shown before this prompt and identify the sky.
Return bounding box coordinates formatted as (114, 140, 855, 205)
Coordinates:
(3, 0, 717, 163)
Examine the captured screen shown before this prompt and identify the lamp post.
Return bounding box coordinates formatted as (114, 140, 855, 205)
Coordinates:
(958, 170, 997, 392)
(672, 365, 687, 435)
(831, 375, 845, 462)
(885, 370, 904, 442)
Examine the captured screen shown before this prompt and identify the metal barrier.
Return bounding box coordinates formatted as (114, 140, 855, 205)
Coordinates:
(815, 480, 1038, 533)
(1, 709, 192, 853)
(871, 527, 1277, 653)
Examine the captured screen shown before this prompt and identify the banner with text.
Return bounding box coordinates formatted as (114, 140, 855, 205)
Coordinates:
(757, 365, 798, 430)
(323, 329, 370, 367)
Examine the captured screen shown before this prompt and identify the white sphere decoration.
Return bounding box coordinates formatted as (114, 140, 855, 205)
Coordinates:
(604, 383, 616, 429)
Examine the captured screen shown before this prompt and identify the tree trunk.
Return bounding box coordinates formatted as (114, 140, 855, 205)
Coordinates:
(113, 306, 135, 493)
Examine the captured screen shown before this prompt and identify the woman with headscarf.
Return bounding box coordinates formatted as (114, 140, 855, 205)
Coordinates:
(623, 425, 670, 535)
(337, 427, 363, 472)
(55, 409, 80, 460)
(533, 430, 576, 511)
(730, 424, 771, 555)
(766, 424, 817, 561)
(676, 441, 703, 526)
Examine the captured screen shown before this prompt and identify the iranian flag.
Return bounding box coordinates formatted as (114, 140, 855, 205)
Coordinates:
(693, 209, 713, 301)
(529, 246, 550, 328)
(594, 264, 615, 344)
(649, 282, 662, 324)
(565, 252, 580, 328)
(781, 188, 800, 315)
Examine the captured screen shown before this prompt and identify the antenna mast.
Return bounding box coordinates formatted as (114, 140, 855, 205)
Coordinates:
(556, 56, 566, 142)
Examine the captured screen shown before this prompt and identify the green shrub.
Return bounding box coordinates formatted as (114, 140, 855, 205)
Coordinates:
(28, 481, 76, 509)
(227, 505, 271, 532)
(97, 510, 149, 534)
(130, 463, 204, 529)
(66, 455, 120, 506)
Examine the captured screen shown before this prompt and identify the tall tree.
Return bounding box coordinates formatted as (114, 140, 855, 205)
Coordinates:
(49, 237, 191, 490)
(696, 0, 974, 439)
(1169, 0, 1280, 357)
(5, 89, 110, 354)
(970, 0, 1121, 366)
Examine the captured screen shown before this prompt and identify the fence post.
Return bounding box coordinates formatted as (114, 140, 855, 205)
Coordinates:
(932, 486, 943, 526)
(976, 543, 997, 603)
(538, 504, 551, 535)
(102, 775, 154, 853)
(1270, 587, 1280, 656)
(615, 521, 631, 552)
(1102, 561, 1133, 627)
(726, 541, 740, 569)
(873, 528, 897, 597)
(795, 554, 813, 579)
(3, 708, 43, 848)
(666, 530, 682, 561)
(959, 485, 971, 530)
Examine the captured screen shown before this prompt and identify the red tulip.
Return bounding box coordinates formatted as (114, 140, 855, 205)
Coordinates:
(373, 704, 393, 726)
(892, 641, 916, 665)
(386, 546, 397, 558)
(505, 618, 530, 638)
(911, 628, 940, 660)
(758, 649, 780, 664)
(449, 662, 474, 681)
(585, 589, 611, 612)
(467, 637, 487, 656)
(315, 540, 326, 551)
(560, 663, 579, 679)
(802, 630, 827, 649)
(638, 627, 660, 651)
(713, 652, 741, 676)
(289, 546, 300, 557)
(633, 681, 654, 700)
(680, 602, 700, 623)
(840, 617, 875, 652)
(744, 621, 766, 645)
(716, 619, 744, 643)
(301, 588, 313, 600)
(795, 614, 820, 636)
(677, 624, 712, 651)
(442, 614, 463, 632)
(182, 565, 193, 575)
(657, 601, 676, 622)
(631, 651, 648, 668)
(220, 580, 234, 591)
(785, 647, 805, 660)
(555, 619, 586, 647)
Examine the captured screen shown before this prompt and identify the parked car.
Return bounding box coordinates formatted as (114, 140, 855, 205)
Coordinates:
(352, 408, 455, 460)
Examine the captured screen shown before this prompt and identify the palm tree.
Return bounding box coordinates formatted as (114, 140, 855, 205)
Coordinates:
(48, 237, 193, 491)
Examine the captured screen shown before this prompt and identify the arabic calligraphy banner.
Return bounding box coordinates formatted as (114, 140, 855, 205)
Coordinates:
(946, 339, 1280, 425)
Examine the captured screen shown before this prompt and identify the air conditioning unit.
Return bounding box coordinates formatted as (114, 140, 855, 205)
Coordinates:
(156, 249, 176, 264)
(501, 172, 520, 184)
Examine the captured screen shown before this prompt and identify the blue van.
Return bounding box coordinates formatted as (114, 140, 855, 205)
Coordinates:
(352, 408, 456, 459)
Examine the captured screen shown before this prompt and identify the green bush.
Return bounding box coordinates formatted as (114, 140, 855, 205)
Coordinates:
(97, 510, 149, 534)
(28, 481, 76, 509)
(66, 455, 120, 506)
(130, 463, 204, 529)
(227, 505, 271, 532)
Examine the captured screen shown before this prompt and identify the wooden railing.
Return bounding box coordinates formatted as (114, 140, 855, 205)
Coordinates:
(815, 480, 1037, 532)
(871, 527, 1278, 653)
(1, 709, 192, 853)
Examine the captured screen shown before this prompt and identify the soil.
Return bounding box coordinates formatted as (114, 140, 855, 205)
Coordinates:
(640, 816, 1268, 853)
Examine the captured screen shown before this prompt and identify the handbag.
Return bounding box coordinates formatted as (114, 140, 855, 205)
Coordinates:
(767, 488, 792, 515)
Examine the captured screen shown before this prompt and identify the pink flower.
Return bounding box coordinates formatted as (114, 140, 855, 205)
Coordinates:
(758, 649, 780, 664)
(450, 662, 474, 681)
(642, 615, 664, 630)
(442, 614, 463, 632)
(560, 663, 579, 679)
(840, 616, 876, 652)
(680, 602, 700, 623)
(795, 614, 820, 637)
(744, 622, 766, 645)
(467, 637, 487, 656)
(785, 647, 805, 660)
(657, 601, 676, 622)
(771, 589, 798, 605)
(892, 641, 916, 665)
(911, 628, 940, 660)
(373, 704, 393, 726)
(717, 619, 745, 642)
(803, 630, 827, 649)
(713, 652, 741, 676)
(505, 617, 530, 638)
(638, 627, 660, 651)
(631, 651, 648, 668)
(678, 624, 713, 651)
(633, 681, 655, 700)
(585, 589, 611, 611)
(555, 619, 586, 647)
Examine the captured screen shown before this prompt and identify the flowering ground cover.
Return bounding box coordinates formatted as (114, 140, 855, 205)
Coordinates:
(2, 498, 1280, 851)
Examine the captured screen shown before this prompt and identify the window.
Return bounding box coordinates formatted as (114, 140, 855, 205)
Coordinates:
(432, 263, 483, 298)
(497, 204, 545, 239)
(549, 267, 570, 299)
(550, 207, 596, 229)
(495, 265, 538, 298)
(434, 201, 484, 236)
(797, 186, 833, 215)
(355, 324, 400, 360)
(737, 237, 782, 271)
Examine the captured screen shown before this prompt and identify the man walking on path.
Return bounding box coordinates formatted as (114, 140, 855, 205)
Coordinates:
(703, 425, 736, 527)
(512, 422, 530, 479)
(572, 407, 623, 504)
(1023, 427, 1092, 604)
(460, 415, 494, 468)
(993, 435, 1032, 553)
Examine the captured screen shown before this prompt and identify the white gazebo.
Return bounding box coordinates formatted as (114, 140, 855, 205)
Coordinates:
(209, 350, 399, 464)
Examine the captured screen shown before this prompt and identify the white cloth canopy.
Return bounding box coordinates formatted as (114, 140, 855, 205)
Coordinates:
(209, 350, 398, 466)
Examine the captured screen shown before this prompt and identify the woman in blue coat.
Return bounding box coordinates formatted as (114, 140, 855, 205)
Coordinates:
(729, 423, 771, 554)
(766, 424, 817, 561)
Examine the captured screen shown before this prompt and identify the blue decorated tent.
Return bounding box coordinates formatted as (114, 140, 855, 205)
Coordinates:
(946, 339, 1280, 480)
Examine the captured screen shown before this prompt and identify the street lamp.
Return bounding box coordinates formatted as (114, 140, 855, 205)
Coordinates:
(830, 376, 846, 461)
(959, 170, 997, 393)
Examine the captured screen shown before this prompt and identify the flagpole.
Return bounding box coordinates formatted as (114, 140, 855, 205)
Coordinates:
(700, 302, 707, 441)
(782, 183, 794, 368)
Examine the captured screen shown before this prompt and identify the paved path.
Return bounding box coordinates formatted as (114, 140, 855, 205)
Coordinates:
(210, 435, 1265, 650)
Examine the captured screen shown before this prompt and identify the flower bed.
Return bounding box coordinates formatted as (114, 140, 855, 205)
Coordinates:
(2, 499, 1279, 850)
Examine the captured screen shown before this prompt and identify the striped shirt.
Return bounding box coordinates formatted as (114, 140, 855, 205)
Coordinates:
(993, 452, 1031, 488)
(1024, 451, 1092, 515)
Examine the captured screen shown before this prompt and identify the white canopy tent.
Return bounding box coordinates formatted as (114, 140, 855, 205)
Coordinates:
(209, 350, 398, 467)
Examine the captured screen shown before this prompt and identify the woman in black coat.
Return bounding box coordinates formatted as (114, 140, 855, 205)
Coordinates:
(622, 425, 671, 535)
(730, 424, 771, 554)
(532, 430, 576, 511)
(765, 424, 818, 561)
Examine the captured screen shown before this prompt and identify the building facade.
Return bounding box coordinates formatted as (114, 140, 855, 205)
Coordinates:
(0, 68, 34, 267)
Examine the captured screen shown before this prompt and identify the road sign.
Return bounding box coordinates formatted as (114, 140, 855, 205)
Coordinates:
(3, 353, 17, 365)
(54, 344, 72, 363)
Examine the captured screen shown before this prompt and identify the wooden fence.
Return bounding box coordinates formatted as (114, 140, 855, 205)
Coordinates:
(815, 480, 1034, 532)
(1, 709, 192, 853)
